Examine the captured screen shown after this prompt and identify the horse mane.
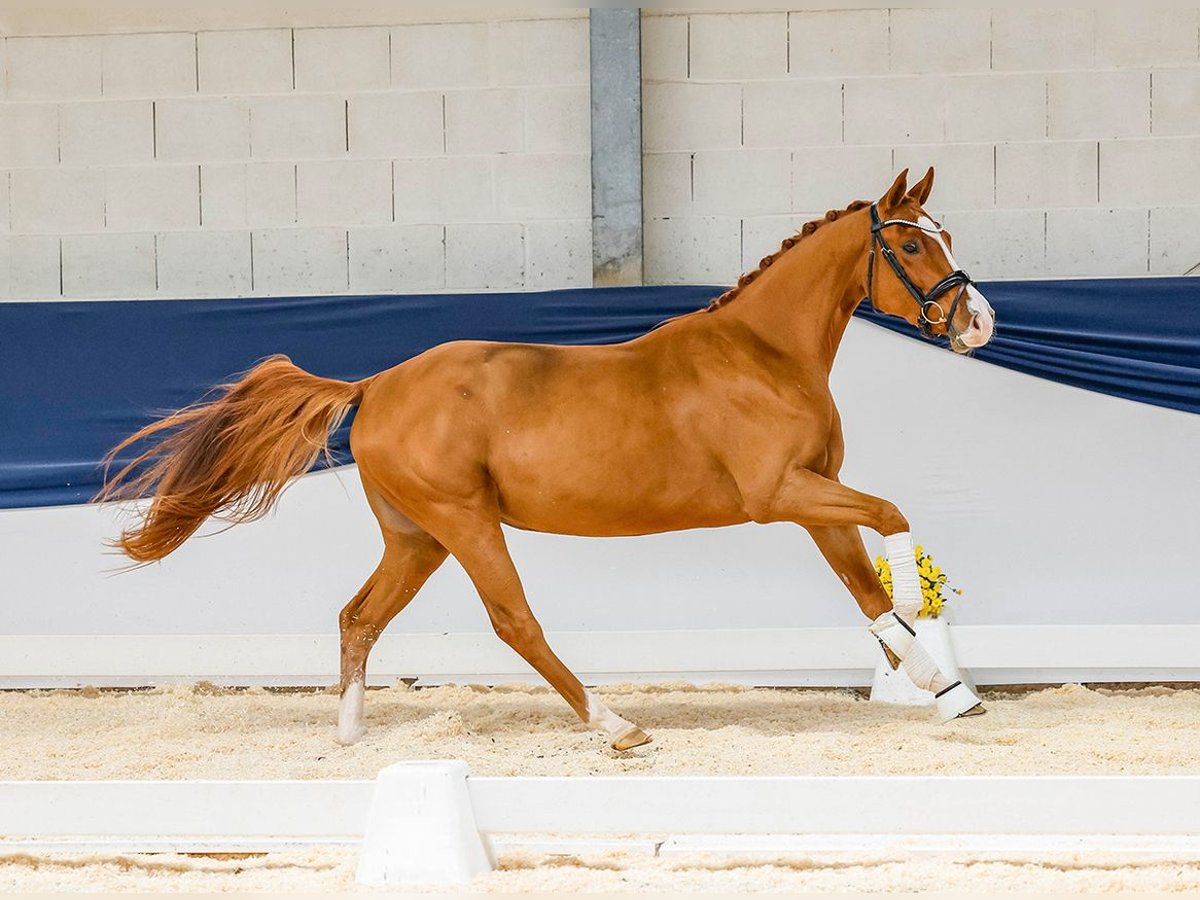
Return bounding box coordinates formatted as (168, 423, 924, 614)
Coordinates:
(706, 199, 872, 312)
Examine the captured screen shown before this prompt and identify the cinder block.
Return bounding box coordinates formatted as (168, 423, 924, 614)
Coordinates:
(892, 144, 995, 210)
(644, 216, 741, 286)
(494, 154, 591, 220)
(61, 233, 156, 299)
(106, 165, 200, 230)
(157, 230, 252, 296)
(889, 9, 990, 74)
(391, 23, 488, 88)
(156, 97, 251, 162)
(643, 152, 692, 217)
(0, 104, 59, 167)
(101, 33, 196, 98)
(9, 168, 105, 233)
(1095, 8, 1199, 68)
(6, 36, 101, 100)
(59, 100, 154, 165)
(0, 174, 8, 234)
(198, 29, 292, 95)
(1049, 71, 1150, 140)
(990, 9, 1094, 71)
(444, 89, 524, 155)
(688, 13, 787, 80)
(1045, 207, 1149, 277)
(525, 86, 591, 154)
(788, 10, 888, 77)
(1100, 138, 1200, 206)
(939, 209, 1046, 279)
(996, 141, 1097, 209)
(742, 80, 842, 148)
(1152, 69, 1200, 137)
(201, 162, 296, 228)
(250, 95, 347, 160)
(792, 146, 894, 211)
(348, 225, 445, 292)
(296, 159, 392, 225)
(642, 82, 741, 152)
(943, 74, 1046, 143)
(393, 157, 494, 223)
(525, 219, 592, 289)
(489, 18, 588, 86)
(445, 223, 524, 290)
(640, 15, 687, 82)
(251, 228, 348, 295)
(1149, 206, 1200, 276)
(294, 27, 389, 92)
(740, 215, 810, 273)
(843, 77, 945, 146)
(2, 235, 61, 299)
(347, 92, 443, 158)
(693, 149, 790, 217)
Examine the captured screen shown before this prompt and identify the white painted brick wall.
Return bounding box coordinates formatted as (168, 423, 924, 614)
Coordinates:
(105, 166, 200, 230)
(1149, 207, 1200, 276)
(494, 154, 591, 220)
(10, 169, 105, 233)
(489, 19, 589, 86)
(349, 225, 446, 292)
(59, 101, 154, 165)
(0, 104, 59, 167)
(393, 157, 494, 224)
(391, 23, 489, 88)
(445, 223, 524, 290)
(347, 92, 443, 158)
(525, 86, 591, 153)
(200, 163, 296, 228)
(249, 95, 347, 160)
(2, 235, 61, 299)
(197, 29, 292, 95)
(293, 27, 390, 92)
(641, 7, 1200, 284)
(157, 231, 252, 296)
(444, 89, 524, 155)
(156, 98, 251, 162)
(101, 33, 197, 98)
(61, 233, 156, 298)
(296, 159, 392, 225)
(741, 215, 809, 273)
(6, 37, 102, 100)
(525, 219, 592, 289)
(252, 228, 348, 295)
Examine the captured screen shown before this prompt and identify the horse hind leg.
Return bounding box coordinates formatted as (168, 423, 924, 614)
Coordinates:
(336, 521, 448, 745)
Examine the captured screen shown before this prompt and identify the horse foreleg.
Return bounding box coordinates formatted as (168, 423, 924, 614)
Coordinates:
(753, 470, 983, 721)
(336, 530, 448, 745)
(438, 512, 651, 751)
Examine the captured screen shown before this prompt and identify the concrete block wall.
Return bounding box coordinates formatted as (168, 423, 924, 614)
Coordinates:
(642, 8, 1200, 284)
(0, 15, 591, 299)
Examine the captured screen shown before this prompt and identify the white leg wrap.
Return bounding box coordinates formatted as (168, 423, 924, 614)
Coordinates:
(883, 531, 921, 621)
(337, 680, 366, 745)
(585, 690, 638, 745)
(869, 612, 982, 721)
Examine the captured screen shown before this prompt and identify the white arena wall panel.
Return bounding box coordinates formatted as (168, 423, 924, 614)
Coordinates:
(3, 321, 1197, 685)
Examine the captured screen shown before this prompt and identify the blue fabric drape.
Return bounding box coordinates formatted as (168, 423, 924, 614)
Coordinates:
(2, 278, 1197, 509)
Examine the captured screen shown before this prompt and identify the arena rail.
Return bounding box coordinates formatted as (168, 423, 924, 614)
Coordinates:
(2, 624, 1199, 688)
(5, 768, 1200, 884)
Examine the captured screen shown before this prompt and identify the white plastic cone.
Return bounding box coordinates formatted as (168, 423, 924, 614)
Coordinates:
(870, 613, 977, 705)
(356, 760, 494, 886)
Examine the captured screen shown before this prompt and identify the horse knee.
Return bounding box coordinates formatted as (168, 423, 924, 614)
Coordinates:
(492, 612, 543, 649)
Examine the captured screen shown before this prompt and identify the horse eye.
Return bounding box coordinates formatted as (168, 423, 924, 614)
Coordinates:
(902, 241, 920, 254)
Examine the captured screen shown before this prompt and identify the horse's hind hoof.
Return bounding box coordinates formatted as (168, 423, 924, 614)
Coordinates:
(611, 725, 652, 751)
(958, 702, 987, 718)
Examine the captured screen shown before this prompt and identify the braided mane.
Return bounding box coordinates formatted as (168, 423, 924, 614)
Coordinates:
(706, 199, 872, 312)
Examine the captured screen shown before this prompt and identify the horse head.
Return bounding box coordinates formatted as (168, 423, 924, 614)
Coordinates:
(866, 168, 996, 353)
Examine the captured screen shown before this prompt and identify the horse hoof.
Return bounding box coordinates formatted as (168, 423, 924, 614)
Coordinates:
(611, 726, 652, 752)
(958, 702, 987, 718)
(336, 725, 366, 746)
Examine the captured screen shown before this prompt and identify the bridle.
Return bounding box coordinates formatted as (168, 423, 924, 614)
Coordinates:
(864, 203, 975, 342)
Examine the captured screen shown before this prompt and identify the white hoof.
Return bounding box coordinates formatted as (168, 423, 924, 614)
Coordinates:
(936, 681, 983, 722)
(337, 680, 366, 745)
(336, 723, 367, 746)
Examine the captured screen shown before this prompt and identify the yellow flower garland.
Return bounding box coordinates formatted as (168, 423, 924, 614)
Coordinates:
(873, 544, 963, 619)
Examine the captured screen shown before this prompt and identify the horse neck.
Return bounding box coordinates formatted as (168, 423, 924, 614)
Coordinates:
(717, 209, 869, 373)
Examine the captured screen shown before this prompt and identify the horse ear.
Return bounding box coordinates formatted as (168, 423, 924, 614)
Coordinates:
(907, 166, 935, 205)
(881, 169, 909, 212)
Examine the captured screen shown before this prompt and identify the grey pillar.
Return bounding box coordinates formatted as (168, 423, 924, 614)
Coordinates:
(589, 8, 643, 286)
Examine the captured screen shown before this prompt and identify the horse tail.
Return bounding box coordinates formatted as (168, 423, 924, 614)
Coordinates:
(94, 355, 369, 564)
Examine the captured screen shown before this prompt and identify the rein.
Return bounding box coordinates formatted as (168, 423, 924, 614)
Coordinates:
(864, 203, 975, 342)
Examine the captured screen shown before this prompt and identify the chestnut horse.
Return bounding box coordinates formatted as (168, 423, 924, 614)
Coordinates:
(99, 169, 996, 750)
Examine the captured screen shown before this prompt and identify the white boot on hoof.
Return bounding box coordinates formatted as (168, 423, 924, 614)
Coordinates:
(337, 681, 367, 745)
(936, 680, 984, 722)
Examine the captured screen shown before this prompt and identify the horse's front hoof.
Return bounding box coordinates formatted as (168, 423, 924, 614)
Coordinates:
(336, 724, 367, 746)
(611, 725, 652, 751)
(958, 702, 987, 718)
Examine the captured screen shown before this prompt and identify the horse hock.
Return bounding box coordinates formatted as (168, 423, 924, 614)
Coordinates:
(872, 531, 984, 721)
